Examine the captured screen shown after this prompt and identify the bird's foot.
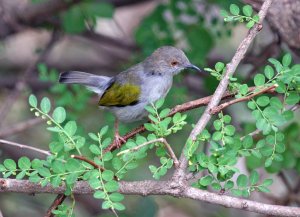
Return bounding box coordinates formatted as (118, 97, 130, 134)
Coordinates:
(113, 133, 126, 149)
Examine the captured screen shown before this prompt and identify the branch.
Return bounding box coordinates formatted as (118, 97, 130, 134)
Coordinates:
(210, 85, 277, 115)
(1, 178, 300, 217)
(45, 194, 67, 217)
(0, 139, 50, 156)
(71, 155, 105, 172)
(174, 0, 274, 181)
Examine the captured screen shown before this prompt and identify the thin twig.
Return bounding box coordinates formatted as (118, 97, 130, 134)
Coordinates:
(210, 85, 277, 114)
(71, 155, 118, 180)
(117, 138, 179, 168)
(71, 155, 104, 172)
(45, 194, 67, 217)
(173, 0, 274, 182)
(0, 139, 50, 156)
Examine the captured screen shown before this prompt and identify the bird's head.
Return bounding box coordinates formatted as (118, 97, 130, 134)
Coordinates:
(143, 46, 202, 76)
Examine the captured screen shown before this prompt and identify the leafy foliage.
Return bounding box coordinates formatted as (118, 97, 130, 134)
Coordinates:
(221, 4, 259, 28)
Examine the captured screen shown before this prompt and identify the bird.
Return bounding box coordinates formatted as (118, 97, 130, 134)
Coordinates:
(59, 46, 202, 146)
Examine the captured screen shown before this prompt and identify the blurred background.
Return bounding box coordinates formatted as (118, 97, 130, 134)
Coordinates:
(0, 0, 299, 216)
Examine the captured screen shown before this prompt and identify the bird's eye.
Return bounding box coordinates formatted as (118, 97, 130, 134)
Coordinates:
(171, 61, 179, 67)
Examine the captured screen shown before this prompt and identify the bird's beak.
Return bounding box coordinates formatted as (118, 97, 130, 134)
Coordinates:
(185, 64, 202, 73)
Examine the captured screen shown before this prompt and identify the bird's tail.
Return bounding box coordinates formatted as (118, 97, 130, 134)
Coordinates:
(59, 71, 113, 95)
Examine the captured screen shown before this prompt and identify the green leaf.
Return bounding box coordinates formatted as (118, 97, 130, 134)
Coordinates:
(29, 95, 38, 107)
(224, 180, 234, 190)
(265, 157, 273, 167)
(283, 110, 294, 121)
(113, 202, 126, 211)
(282, 53, 292, 67)
(103, 152, 113, 161)
(224, 125, 235, 136)
(270, 97, 283, 110)
(89, 178, 101, 189)
(29, 174, 41, 183)
(246, 20, 255, 29)
(262, 178, 273, 186)
(38, 167, 51, 177)
(102, 170, 114, 181)
(93, 190, 106, 199)
(242, 5, 253, 16)
(40, 97, 51, 114)
(102, 201, 111, 210)
(65, 159, 81, 172)
(257, 185, 270, 193)
(0, 164, 5, 172)
(89, 145, 101, 155)
(16, 170, 26, 180)
(66, 173, 78, 185)
(220, 10, 228, 17)
(213, 120, 222, 130)
(104, 180, 119, 192)
(247, 101, 256, 110)
(199, 175, 213, 186)
(52, 107, 66, 124)
(109, 192, 124, 202)
(242, 135, 253, 148)
(239, 84, 248, 95)
(268, 58, 283, 72)
(112, 157, 122, 171)
(231, 189, 243, 197)
(215, 62, 225, 72)
(64, 121, 77, 137)
(253, 15, 260, 22)
(211, 182, 221, 191)
(264, 65, 274, 79)
(51, 176, 62, 188)
(88, 133, 98, 141)
(254, 74, 265, 86)
(100, 125, 109, 136)
(52, 160, 65, 174)
(82, 2, 114, 18)
(62, 6, 85, 34)
(251, 149, 262, 158)
(18, 157, 31, 170)
(249, 170, 259, 185)
(4, 159, 16, 170)
(159, 108, 170, 118)
(230, 4, 240, 15)
(212, 131, 222, 141)
(223, 115, 231, 124)
(237, 174, 248, 187)
(286, 93, 300, 105)
(31, 159, 43, 169)
(155, 98, 165, 109)
(256, 96, 270, 107)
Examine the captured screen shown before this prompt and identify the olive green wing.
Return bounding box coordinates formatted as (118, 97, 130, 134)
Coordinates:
(98, 81, 141, 107)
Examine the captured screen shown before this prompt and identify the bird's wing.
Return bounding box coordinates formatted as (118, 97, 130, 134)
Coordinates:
(98, 79, 141, 107)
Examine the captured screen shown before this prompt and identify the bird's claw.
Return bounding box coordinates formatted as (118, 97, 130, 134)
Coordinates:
(113, 133, 126, 149)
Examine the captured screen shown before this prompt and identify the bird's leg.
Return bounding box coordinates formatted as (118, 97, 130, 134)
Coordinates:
(113, 119, 126, 148)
